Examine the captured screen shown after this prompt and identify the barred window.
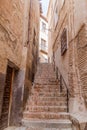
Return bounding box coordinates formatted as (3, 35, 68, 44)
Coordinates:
(42, 22, 46, 33)
(61, 28, 67, 55)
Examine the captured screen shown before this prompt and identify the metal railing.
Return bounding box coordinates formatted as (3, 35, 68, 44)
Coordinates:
(55, 66, 71, 112)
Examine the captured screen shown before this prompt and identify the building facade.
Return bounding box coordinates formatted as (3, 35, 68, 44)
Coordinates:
(47, 0, 87, 129)
(39, 15, 48, 63)
(23, 0, 40, 110)
(0, 0, 40, 129)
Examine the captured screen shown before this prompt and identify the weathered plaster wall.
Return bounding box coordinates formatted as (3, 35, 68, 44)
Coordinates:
(23, 0, 40, 108)
(0, 0, 24, 119)
(0, 0, 40, 127)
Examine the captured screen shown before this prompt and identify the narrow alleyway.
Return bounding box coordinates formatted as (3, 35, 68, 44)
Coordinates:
(4, 63, 72, 130)
(0, 0, 87, 130)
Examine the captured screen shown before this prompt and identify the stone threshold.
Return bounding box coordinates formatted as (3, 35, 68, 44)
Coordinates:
(4, 127, 26, 130)
(70, 113, 87, 130)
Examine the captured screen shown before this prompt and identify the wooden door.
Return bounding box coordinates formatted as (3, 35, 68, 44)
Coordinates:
(0, 66, 13, 130)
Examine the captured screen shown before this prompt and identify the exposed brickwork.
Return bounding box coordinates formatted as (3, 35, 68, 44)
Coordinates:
(47, 0, 87, 129)
(0, 73, 6, 116)
(10, 70, 25, 126)
(77, 25, 87, 99)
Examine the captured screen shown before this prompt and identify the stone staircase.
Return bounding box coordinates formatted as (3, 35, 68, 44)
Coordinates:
(22, 63, 72, 130)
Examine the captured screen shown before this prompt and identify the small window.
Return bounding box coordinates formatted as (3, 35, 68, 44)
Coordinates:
(42, 22, 46, 33)
(54, 7, 58, 27)
(61, 28, 67, 55)
(33, 29, 36, 45)
(41, 39, 47, 51)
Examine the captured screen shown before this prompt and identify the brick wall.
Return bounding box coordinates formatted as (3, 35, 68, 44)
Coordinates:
(77, 24, 87, 99)
(47, 0, 87, 114)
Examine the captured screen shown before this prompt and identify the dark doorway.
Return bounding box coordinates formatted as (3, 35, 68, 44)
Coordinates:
(1, 65, 14, 130)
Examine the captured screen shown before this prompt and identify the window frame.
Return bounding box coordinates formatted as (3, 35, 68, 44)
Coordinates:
(61, 28, 67, 56)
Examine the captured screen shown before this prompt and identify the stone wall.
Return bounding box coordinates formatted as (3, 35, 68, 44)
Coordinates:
(23, 0, 40, 109)
(0, 0, 40, 127)
(0, 0, 24, 120)
(47, 0, 87, 128)
(77, 24, 87, 103)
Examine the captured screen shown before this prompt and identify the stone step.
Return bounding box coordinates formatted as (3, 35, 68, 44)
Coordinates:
(25, 127, 72, 130)
(34, 85, 59, 89)
(32, 89, 60, 93)
(4, 127, 26, 130)
(30, 96, 67, 102)
(35, 75, 56, 79)
(36, 67, 55, 70)
(31, 92, 65, 97)
(36, 74, 56, 76)
(22, 119, 72, 129)
(37, 67, 54, 70)
(35, 69, 56, 73)
(35, 76, 56, 79)
(30, 91, 66, 97)
(34, 78, 57, 84)
(4, 126, 72, 130)
(34, 81, 57, 85)
(23, 112, 69, 120)
(31, 92, 66, 97)
(27, 101, 67, 106)
(28, 100, 67, 106)
(25, 106, 67, 113)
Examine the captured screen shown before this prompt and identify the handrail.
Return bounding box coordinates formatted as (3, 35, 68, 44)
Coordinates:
(55, 66, 71, 112)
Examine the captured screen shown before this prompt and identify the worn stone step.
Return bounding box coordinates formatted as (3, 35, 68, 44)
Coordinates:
(30, 91, 66, 97)
(32, 89, 60, 93)
(31, 92, 65, 97)
(25, 106, 67, 112)
(23, 112, 69, 120)
(33, 88, 60, 92)
(25, 127, 72, 130)
(35, 76, 56, 80)
(4, 127, 26, 130)
(27, 98, 67, 106)
(4, 126, 72, 130)
(28, 100, 67, 106)
(35, 75, 56, 79)
(35, 70, 56, 74)
(35, 77, 56, 80)
(30, 96, 67, 102)
(34, 78, 57, 84)
(34, 81, 57, 85)
(31, 90, 66, 97)
(33, 85, 59, 89)
(22, 119, 72, 129)
(34, 85, 59, 89)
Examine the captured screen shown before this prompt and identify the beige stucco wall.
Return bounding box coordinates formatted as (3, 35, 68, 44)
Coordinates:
(0, 0, 25, 73)
(23, 0, 40, 107)
(0, 0, 40, 126)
